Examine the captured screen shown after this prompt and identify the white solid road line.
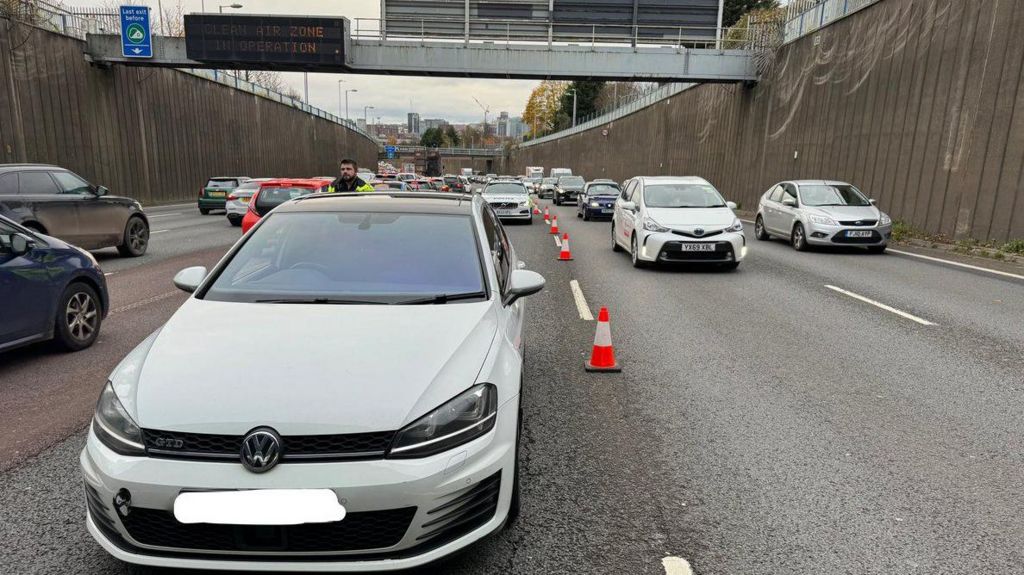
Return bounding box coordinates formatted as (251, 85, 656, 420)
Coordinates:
(824, 285, 936, 326)
(662, 556, 694, 575)
(739, 218, 1024, 282)
(569, 279, 594, 321)
(151, 230, 170, 234)
(888, 248, 1024, 281)
(147, 212, 183, 219)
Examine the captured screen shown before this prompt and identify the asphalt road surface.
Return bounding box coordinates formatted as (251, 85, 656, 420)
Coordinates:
(2, 200, 1023, 574)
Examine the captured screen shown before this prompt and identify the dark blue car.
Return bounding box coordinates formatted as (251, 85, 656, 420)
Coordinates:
(0, 215, 109, 353)
(576, 180, 622, 221)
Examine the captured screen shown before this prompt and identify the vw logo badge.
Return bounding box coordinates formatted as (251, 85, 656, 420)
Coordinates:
(240, 427, 282, 473)
(693, 228, 705, 237)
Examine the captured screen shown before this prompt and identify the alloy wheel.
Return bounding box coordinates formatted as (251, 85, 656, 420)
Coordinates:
(65, 292, 98, 342)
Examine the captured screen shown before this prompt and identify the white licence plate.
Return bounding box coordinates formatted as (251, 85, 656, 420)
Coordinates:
(173, 489, 346, 526)
(847, 230, 873, 238)
(497, 209, 517, 216)
(680, 243, 716, 252)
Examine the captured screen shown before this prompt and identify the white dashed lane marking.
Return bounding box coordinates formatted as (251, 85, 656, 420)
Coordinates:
(569, 279, 594, 321)
(662, 556, 694, 575)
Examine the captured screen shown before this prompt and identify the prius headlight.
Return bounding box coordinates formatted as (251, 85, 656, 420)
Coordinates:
(809, 214, 838, 226)
(388, 384, 497, 458)
(642, 217, 670, 233)
(726, 218, 744, 233)
(93, 381, 145, 456)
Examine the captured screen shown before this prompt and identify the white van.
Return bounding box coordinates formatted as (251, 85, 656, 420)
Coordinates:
(549, 168, 572, 178)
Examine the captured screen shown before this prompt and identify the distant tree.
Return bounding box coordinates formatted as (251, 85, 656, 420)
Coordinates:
(463, 125, 482, 147)
(554, 81, 604, 129)
(419, 127, 444, 148)
(444, 125, 461, 147)
(522, 81, 566, 137)
(723, 0, 780, 28)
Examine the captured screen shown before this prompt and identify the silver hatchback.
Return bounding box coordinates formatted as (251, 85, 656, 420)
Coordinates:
(753, 180, 892, 253)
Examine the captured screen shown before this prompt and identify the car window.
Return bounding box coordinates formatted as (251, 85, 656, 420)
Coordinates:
(587, 184, 620, 196)
(781, 184, 798, 205)
(642, 184, 726, 208)
(484, 183, 527, 195)
(767, 185, 784, 203)
(558, 176, 585, 186)
(626, 181, 640, 202)
(206, 179, 238, 189)
(0, 173, 16, 195)
(481, 207, 510, 294)
(19, 172, 61, 195)
(51, 171, 92, 194)
(798, 184, 869, 207)
(205, 212, 486, 303)
(254, 186, 314, 216)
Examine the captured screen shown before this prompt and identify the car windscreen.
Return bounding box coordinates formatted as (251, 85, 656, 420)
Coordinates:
(542, 178, 557, 184)
(586, 184, 620, 196)
(484, 183, 527, 195)
(643, 184, 726, 208)
(203, 212, 486, 304)
(444, 177, 459, 184)
(558, 177, 585, 187)
(799, 184, 870, 207)
(206, 179, 238, 189)
(254, 186, 314, 216)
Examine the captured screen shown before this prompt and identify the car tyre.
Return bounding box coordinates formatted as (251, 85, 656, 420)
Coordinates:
(631, 234, 647, 268)
(199, 207, 210, 215)
(754, 216, 769, 241)
(867, 245, 886, 254)
(791, 223, 809, 252)
(611, 223, 623, 252)
(116, 215, 149, 257)
(229, 218, 242, 227)
(53, 282, 101, 351)
(505, 399, 523, 527)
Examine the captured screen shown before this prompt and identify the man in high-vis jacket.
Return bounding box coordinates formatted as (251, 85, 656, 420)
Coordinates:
(328, 159, 374, 193)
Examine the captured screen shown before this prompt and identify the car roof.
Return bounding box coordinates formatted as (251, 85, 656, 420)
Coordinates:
(259, 178, 326, 188)
(639, 176, 711, 185)
(0, 163, 65, 172)
(282, 192, 478, 215)
(788, 180, 853, 186)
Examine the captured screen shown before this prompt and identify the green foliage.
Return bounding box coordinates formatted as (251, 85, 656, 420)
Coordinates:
(553, 81, 605, 130)
(723, 0, 781, 28)
(419, 127, 443, 148)
(1001, 239, 1024, 254)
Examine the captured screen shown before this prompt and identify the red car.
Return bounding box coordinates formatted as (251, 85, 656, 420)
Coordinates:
(241, 178, 329, 233)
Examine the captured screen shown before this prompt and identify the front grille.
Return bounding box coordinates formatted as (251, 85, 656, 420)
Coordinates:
(121, 506, 416, 553)
(671, 229, 724, 239)
(416, 471, 501, 546)
(658, 241, 734, 262)
(142, 429, 395, 462)
(831, 230, 882, 244)
(489, 202, 520, 209)
(838, 219, 878, 226)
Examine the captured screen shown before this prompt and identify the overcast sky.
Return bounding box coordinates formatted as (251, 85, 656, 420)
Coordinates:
(62, 0, 537, 124)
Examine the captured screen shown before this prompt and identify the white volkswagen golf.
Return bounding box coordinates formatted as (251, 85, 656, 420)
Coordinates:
(81, 192, 544, 571)
(611, 176, 746, 269)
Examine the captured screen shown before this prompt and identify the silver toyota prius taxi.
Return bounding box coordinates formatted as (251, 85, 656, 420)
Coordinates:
(80, 192, 545, 571)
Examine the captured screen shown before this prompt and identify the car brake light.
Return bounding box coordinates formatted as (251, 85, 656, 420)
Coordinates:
(248, 191, 260, 215)
(227, 194, 237, 201)
(199, 188, 204, 198)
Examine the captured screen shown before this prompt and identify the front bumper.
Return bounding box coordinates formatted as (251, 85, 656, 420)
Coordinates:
(804, 222, 892, 246)
(80, 398, 518, 572)
(636, 230, 746, 264)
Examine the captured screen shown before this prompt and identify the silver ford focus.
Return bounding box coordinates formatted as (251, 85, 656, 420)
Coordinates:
(80, 192, 544, 571)
(753, 180, 892, 253)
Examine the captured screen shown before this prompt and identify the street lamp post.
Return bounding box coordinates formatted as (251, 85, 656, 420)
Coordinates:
(345, 89, 357, 125)
(364, 106, 375, 130)
(219, 3, 243, 13)
(570, 89, 578, 127)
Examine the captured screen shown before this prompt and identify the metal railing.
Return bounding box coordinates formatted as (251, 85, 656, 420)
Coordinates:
(782, 0, 882, 43)
(354, 17, 761, 51)
(395, 145, 503, 156)
(1, 1, 374, 142)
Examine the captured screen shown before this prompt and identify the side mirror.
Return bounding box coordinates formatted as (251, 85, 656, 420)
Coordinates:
(173, 266, 208, 293)
(869, 199, 877, 205)
(503, 269, 545, 306)
(726, 201, 738, 210)
(782, 198, 797, 207)
(95, 186, 109, 197)
(9, 233, 34, 256)
(620, 201, 637, 212)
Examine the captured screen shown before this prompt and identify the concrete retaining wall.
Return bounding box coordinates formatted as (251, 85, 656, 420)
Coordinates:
(510, 0, 1024, 242)
(0, 19, 378, 205)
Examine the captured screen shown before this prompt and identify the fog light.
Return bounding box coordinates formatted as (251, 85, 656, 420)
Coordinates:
(741, 246, 748, 258)
(811, 232, 828, 238)
(113, 488, 132, 517)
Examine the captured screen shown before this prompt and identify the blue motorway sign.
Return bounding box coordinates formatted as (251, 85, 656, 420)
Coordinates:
(120, 6, 152, 58)
(385, 145, 397, 159)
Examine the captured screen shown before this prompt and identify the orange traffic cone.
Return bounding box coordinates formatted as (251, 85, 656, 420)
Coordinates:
(558, 233, 573, 260)
(544, 207, 550, 224)
(585, 307, 621, 372)
(533, 205, 541, 215)
(550, 216, 559, 235)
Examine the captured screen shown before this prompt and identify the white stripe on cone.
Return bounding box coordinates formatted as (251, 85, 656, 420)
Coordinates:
(593, 319, 612, 346)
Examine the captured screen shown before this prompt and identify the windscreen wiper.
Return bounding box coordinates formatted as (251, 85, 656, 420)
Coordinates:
(255, 298, 388, 305)
(392, 291, 487, 305)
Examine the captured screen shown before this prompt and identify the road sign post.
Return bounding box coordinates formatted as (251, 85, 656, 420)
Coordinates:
(120, 6, 152, 59)
(385, 145, 396, 159)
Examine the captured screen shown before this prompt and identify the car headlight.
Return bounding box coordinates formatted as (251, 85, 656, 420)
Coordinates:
(590, 201, 600, 208)
(809, 214, 838, 226)
(387, 383, 497, 458)
(642, 217, 670, 233)
(93, 381, 145, 456)
(879, 213, 891, 226)
(726, 218, 744, 233)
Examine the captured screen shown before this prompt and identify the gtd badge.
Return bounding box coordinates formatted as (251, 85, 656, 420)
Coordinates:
(153, 437, 184, 449)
